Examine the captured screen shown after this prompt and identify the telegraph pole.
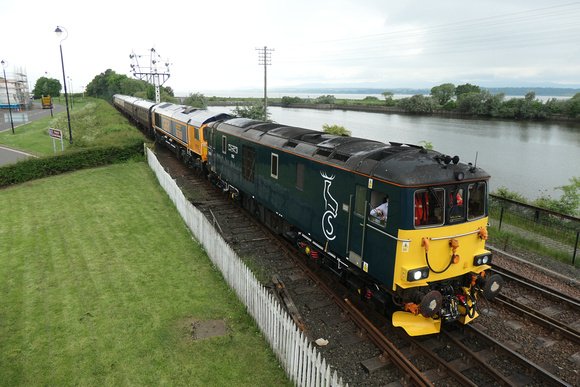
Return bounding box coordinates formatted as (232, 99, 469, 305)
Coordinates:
(256, 46, 273, 121)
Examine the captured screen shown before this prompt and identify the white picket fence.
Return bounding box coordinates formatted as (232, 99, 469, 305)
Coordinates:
(146, 148, 345, 387)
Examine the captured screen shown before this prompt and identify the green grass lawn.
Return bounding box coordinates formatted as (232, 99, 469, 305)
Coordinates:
(0, 162, 290, 386)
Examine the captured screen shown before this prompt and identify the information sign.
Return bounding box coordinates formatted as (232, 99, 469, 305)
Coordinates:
(49, 128, 63, 140)
(48, 128, 64, 152)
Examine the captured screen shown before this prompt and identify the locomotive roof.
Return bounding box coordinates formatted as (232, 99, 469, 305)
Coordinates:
(214, 117, 490, 186)
(133, 99, 157, 110)
(153, 104, 231, 127)
(114, 94, 157, 110)
(114, 94, 140, 104)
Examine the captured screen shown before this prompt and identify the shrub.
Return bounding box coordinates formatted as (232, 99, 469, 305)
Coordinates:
(322, 124, 351, 136)
(442, 100, 457, 110)
(184, 92, 207, 109)
(281, 96, 302, 106)
(0, 140, 144, 188)
(315, 95, 335, 104)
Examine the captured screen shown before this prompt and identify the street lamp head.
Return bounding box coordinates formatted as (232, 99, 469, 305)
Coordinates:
(55, 26, 68, 42)
(1, 60, 6, 69)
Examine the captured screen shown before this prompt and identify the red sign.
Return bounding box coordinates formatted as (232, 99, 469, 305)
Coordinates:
(49, 128, 63, 140)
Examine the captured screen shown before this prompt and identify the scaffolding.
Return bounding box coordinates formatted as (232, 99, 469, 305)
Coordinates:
(1, 66, 32, 110)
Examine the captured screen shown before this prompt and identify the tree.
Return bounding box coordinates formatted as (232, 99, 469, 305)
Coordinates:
(455, 83, 481, 98)
(281, 96, 302, 106)
(184, 92, 207, 108)
(32, 77, 61, 98)
(482, 91, 505, 117)
(519, 91, 537, 119)
(86, 69, 129, 101)
(315, 95, 335, 104)
(164, 86, 175, 97)
(430, 83, 455, 105)
(232, 101, 269, 121)
(382, 91, 394, 106)
(556, 176, 580, 216)
(84, 68, 178, 102)
(322, 124, 351, 136)
(398, 94, 435, 114)
(456, 92, 484, 114)
(564, 93, 580, 118)
(120, 78, 147, 97)
(533, 177, 580, 216)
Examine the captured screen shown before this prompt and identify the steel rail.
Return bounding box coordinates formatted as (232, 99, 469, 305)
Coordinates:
(465, 324, 572, 387)
(490, 265, 580, 310)
(343, 299, 434, 387)
(493, 295, 580, 345)
(269, 231, 434, 386)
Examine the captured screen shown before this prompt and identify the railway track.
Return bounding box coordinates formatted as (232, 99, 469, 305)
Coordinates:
(153, 144, 579, 386)
(489, 264, 580, 345)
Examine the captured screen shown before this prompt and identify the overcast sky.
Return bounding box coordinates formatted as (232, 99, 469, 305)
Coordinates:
(3, 0, 579, 95)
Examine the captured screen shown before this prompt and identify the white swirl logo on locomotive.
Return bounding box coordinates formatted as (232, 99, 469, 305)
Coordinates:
(321, 172, 338, 241)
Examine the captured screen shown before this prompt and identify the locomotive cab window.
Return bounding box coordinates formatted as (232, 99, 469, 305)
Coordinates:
(448, 187, 465, 223)
(271, 153, 279, 179)
(369, 190, 389, 227)
(468, 181, 487, 220)
(414, 188, 444, 227)
(222, 136, 227, 154)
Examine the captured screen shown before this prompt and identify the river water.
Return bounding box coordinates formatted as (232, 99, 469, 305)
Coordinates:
(209, 105, 580, 200)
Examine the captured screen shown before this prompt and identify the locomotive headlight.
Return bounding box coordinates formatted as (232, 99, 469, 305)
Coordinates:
(473, 252, 492, 266)
(407, 267, 429, 282)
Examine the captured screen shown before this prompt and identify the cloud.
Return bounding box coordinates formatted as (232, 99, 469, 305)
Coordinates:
(3, 0, 579, 94)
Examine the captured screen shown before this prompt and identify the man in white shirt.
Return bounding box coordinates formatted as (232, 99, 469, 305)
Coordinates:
(370, 196, 389, 222)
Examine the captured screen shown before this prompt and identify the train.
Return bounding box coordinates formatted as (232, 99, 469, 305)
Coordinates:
(113, 94, 503, 336)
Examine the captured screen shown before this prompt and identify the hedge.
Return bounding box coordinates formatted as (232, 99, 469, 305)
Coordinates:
(0, 141, 145, 188)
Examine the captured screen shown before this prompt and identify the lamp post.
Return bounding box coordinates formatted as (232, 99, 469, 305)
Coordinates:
(55, 26, 72, 144)
(68, 76, 73, 110)
(1, 60, 15, 134)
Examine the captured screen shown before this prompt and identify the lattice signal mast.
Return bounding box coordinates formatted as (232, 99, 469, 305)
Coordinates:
(130, 48, 170, 103)
(256, 46, 274, 121)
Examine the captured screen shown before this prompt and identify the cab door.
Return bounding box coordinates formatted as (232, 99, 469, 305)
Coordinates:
(346, 183, 370, 271)
(204, 126, 216, 173)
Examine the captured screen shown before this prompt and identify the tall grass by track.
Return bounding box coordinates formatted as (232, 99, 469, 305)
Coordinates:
(0, 98, 146, 156)
(0, 162, 290, 386)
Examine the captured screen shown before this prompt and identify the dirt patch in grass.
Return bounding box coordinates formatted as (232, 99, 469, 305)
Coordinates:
(177, 317, 228, 341)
